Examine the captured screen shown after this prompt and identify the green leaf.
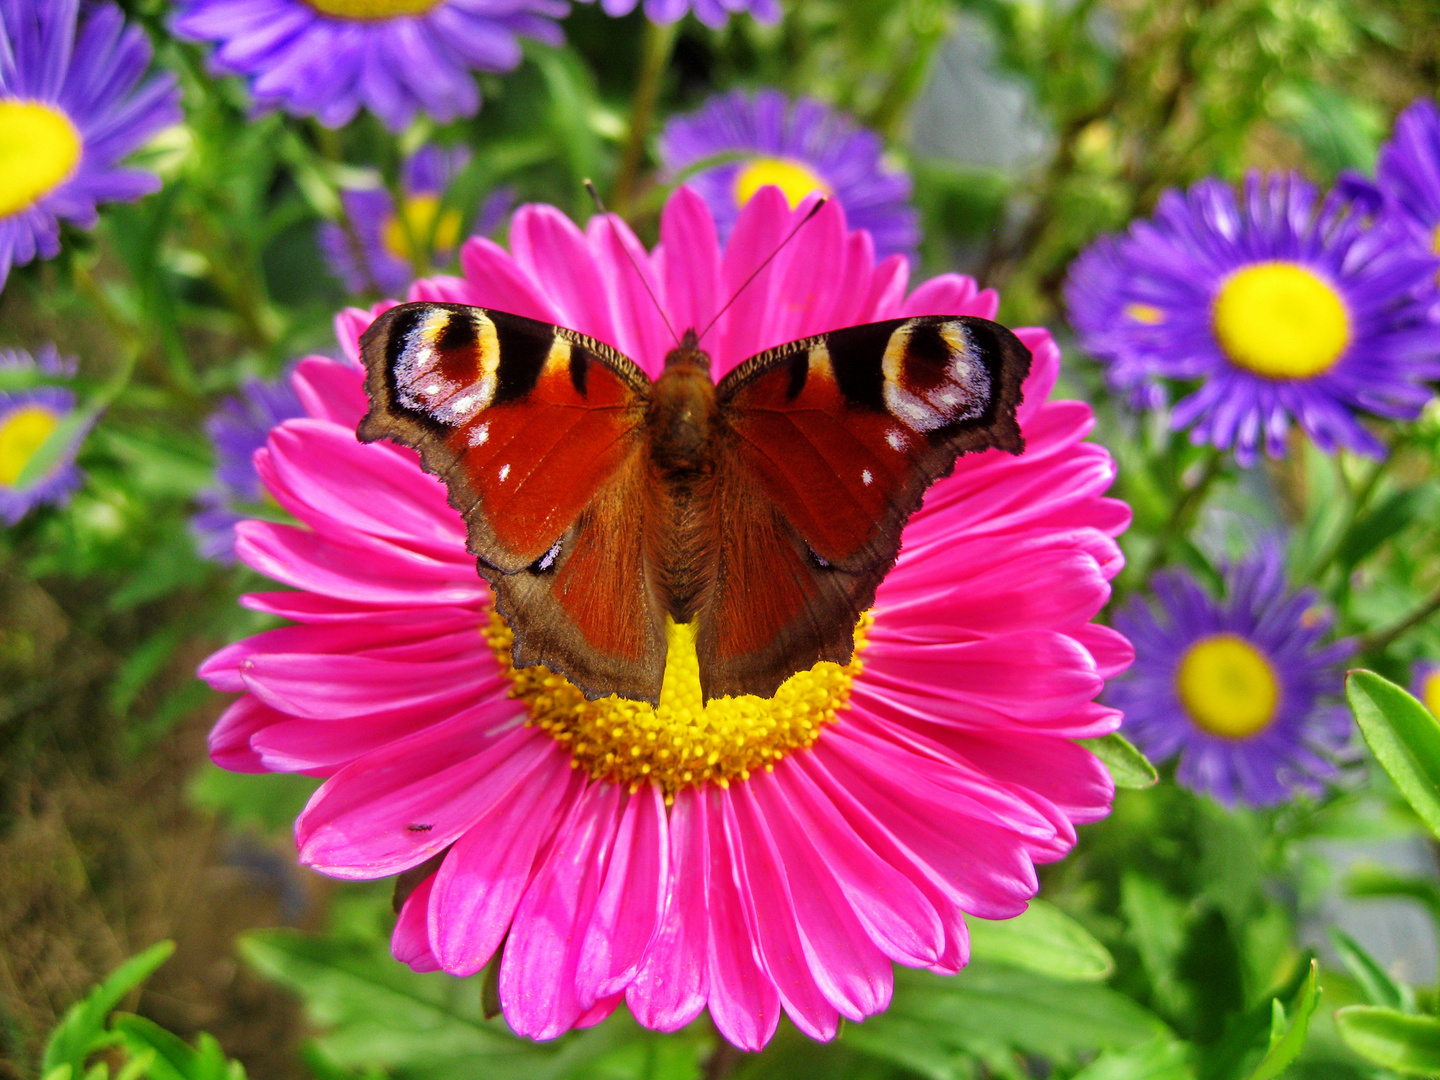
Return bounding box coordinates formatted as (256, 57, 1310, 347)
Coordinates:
(1346, 670, 1440, 839)
(14, 404, 99, 491)
(42, 941, 176, 1075)
(1336, 488, 1432, 571)
(967, 899, 1114, 981)
(1335, 1006, 1440, 1075)
(1080, 732, 1158, 789)
(111, 1015, 245, 1080)
(239, 930, 635, 1078)
(1245, 959, 1319, 1080)
(847, 963, 1171, 1075)
(1070, 1039, 1194, 1080)
(1330, 929, 1409, 1010)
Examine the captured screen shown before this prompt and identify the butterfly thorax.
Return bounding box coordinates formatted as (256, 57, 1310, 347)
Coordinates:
(644, 332, 721, 623)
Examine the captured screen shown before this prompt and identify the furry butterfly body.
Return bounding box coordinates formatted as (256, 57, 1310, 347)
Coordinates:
(358, 301, 1031, 703)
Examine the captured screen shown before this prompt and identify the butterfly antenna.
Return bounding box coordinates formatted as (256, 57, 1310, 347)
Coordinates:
(695, 196, 828, 346)
(584, 180, 681, 349)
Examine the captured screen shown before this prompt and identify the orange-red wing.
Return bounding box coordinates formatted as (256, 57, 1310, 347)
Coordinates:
(701, 316, 1031, 698)
(359, 302, 665, 701)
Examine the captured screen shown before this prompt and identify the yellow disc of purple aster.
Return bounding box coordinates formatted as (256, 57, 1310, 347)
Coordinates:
(0, 347, 86, 525)
(1414, 662, 1440, 719)
(0, 0, 181, 292)
(659, 89, 919, 262)
(1064, 173, 1440, 465)
(170, 0, 567, 132)
(1108, 546, 1353, 807)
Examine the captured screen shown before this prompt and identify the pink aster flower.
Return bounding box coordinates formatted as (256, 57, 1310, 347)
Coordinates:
(199, 186, 1133, 1049)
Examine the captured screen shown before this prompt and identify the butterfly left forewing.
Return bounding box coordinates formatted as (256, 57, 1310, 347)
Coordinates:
(699, 315, 1030, 699)
(358, 301, 668, 702)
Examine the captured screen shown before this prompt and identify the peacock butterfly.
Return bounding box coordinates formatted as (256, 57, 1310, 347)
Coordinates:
(357, 301, 1031, 704)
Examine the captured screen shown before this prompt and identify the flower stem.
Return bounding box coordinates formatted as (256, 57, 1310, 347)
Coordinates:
(704, 1037, 742, 1080)
(611, 18, 679, 217)
(1359, 586, 1440, 655)
(1135, 445, 1226, 585)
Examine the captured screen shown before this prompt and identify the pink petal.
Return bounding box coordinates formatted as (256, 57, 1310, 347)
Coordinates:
(769, 756, 943, 966)
(1073, 623, 1135, 678)
(292, 356, 369, 427)
(703, 787, 780, 1051)
(749, 773, 893, 1020)
(235, 521, 486, 607)
(429, 753, 579, 976)
(576, 783, 669, 1001)
(722, 784, 840, 1040)
(713, 185, 793, 377)
(457, 235, 561, 323)
(901, 273, 995, 320)
(500, 780, 621, 1039)
(509, 205, 618, 349)
(297, 723, 553, 879)
(660, 186, 723, 349)
(586, 214, 671, 374)
(209, 695, 281, 772)
(627, 788, 710, 1032)
(240, 652, 501, 721)
(1014, 327, 1060, 419)
(334, 304, 391, 367)
(393, 872, 442, 972)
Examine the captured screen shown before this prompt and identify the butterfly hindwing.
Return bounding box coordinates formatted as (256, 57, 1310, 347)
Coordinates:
(358, 301, 667, 701)
(699, 315, 1031, 698)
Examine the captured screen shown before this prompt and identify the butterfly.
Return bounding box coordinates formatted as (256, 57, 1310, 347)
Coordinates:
(358, 302, 1031, 704)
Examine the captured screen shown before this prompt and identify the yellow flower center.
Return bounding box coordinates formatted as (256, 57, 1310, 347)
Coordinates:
(0, 405, 60, 488)
(305, 0, 440, 18)
(0, 101, 83, 218)
(485, 609, 870, 800)
(1431, 223, 1440, 255)
(1124, 303, 1165, 325)
(381, 193, 464, 263)
(734, 157, 832, 210)
(1175, 633, 1280, 740)
(1211, 262, 1351, 380)
(1423, 669, 1440, 719)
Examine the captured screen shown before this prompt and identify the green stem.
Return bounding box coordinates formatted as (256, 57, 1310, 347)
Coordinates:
(611, 19, 679, 217)
(1307, 434, 1408, 581)
(865, 2, 950, 140)
(1135, 446, 1226, 585)
(1360, 586, 1440, 655)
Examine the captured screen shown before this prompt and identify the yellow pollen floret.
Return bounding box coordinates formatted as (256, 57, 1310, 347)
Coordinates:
(381, 193, 464, 263)
(485, 609, 871, 800)
(1423, 669, 1440, 719)
(0, 405, 61, 488)
(1124, 302, 1165, 325)
(0, 101, 83, 218)
(1175, 632, 1280, 740)
(734, 157, 832, 211)
(1211, 261, 1351, 380)
(305, 0, 440, 18)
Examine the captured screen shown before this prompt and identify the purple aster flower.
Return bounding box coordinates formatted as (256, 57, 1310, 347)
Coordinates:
(1376, 98, 1440, 262)
(0, 346, 86, 525)
(1414, 661, 1440, 719)
(171, 0, 567, 133)
(319, 146, 513, 296)
(0, 0, 181, 291)
(1063, 173, 1440, 465)
(592, 0, 778, 29)
(659, 89, 919, 261)
(1109, 546, 1353, 807)
(193, 373, 304, 562)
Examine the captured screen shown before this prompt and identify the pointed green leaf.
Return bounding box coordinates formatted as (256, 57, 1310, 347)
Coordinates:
(1346, 670, 1440, 838)
(13, 405, 98, 491)
(968, 899, 1115, 981)
(1330, 929, 1409, 1010)
(1080, 732, 1158, 789)
(1335, 1006, 1440, 1075)
(1246, 959, 1318, 1080)
(42, 941, 175, 1074)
